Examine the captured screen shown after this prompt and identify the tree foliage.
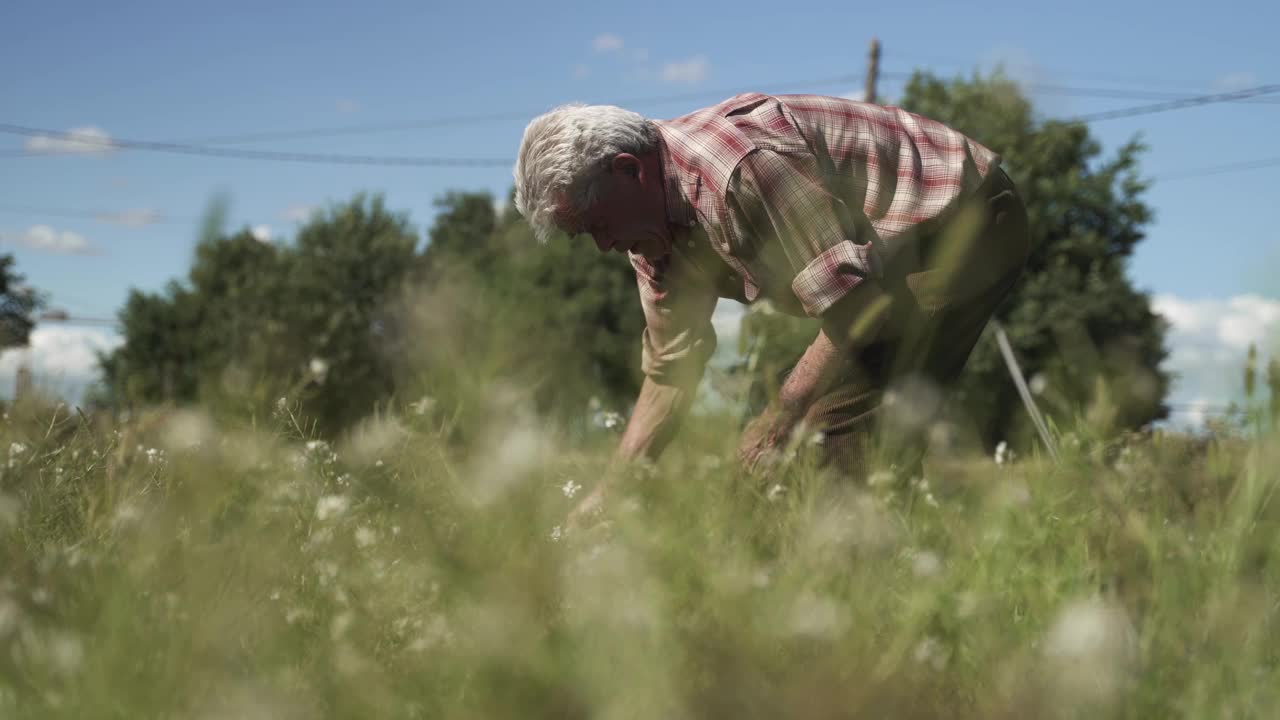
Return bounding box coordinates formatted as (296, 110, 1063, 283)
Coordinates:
(0, 254, 42, 351)
(97, 195, 420, 432)
(96, 191, 644, 436)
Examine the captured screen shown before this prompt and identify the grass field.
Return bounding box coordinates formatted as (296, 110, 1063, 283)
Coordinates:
(0, 391, 1277, 719)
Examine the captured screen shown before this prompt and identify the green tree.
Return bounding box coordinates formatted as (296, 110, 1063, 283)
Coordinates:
(0, 254, 43, 350)
(405, 191, 644, 429)
(98, 195, 420, 432)
(735, 70, 1169, 447)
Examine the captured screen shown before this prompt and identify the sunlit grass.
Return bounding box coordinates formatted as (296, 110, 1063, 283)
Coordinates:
(0, 390, 1276, 719)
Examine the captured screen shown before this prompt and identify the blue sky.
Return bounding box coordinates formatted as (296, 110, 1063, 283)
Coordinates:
(1, 0, 1278, 420)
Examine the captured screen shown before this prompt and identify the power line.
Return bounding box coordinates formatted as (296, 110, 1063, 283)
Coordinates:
(0, 74, 869, 156)
(37, 312, 116, 327)
(5, 73, 1273, 159)
(0, 122, 513, 167)
(1029, 83, 1280, 104)
(0, 203, 198, 224)
(1153, 156, 1280, 181)
(1069, 84, 1280, 123)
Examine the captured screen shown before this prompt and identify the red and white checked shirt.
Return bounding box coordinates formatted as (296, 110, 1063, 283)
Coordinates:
(631, 92, 1001, 383)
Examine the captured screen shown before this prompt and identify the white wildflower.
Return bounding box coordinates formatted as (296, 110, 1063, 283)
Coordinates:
(561, 480, 582, 499)
(868, 469, 896, 488)
(766, 484, 786, 502)
(914, 636, 950, 671)
(315, 495, 350, 521)
(309, 357, 329, 379)
(9, 442, 26, 456)
(786, 590, 849, 637)
(1029, 373, 1048, 395)
(593, 410, 625, 431)
(354, 526, 376, 548)
(910, 549, 943, 578)
(47, 631, 84, 676)
(285, 607, 313, 625)
(409, 395, 436, 416)
(550, 525, 563, 542)
(995, 441, 1014, 466)
(314, 560, 339, 584)
(1042, 596, 1139, 710)
(162, 409, 214, 451)
(375, 459, 384, 467)
(113, 502, 141, 527)
(145, 447, 164, 464)
(408, 615, 454, 651)
(274, 396, 288, 417)
(331, 611, 354, 640)
(336, 473, 352, 487)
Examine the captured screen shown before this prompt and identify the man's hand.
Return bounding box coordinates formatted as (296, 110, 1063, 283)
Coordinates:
(566, 482, 608, 532)
(737, 406, 803, 475)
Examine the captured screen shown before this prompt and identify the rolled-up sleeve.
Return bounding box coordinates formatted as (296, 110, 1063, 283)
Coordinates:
(726, 150, 882, 318)
(629, 252, 719, 385)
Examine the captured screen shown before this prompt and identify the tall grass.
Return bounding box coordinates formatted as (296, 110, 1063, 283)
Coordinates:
(0, 386, 1276, 719)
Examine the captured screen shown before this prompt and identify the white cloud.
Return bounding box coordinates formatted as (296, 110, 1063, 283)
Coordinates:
(573, 64, 591, 80)
(251, 225, 273, 243)
(1154, 294, 1280, 352)
(279, 204, 316, 223)
(335, 99, 360, 114)
(95, 209, 160, 227)
(662, 55, 710, 84)
(0, 325, 122, 403)
(23, 126, 115, 156)
(1, 225, 95, 255)
(1214, 71, 1258, 91)
(1153, 294, 1280, 424)
(592, 33, 624, 52)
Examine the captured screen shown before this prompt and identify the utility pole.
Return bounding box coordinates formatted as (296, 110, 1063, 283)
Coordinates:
(863, 37, 881, 103)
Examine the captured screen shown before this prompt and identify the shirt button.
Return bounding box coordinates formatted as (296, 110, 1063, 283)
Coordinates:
(687, 240, 695, 248)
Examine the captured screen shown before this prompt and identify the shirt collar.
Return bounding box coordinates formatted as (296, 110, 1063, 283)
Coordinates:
(655, 127, 698, 228)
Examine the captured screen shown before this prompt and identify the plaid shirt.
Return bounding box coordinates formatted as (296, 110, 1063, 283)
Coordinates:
(631, 92, 1000, 383)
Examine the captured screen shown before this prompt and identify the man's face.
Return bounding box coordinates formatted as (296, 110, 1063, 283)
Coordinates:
(560, 152, 672, 261)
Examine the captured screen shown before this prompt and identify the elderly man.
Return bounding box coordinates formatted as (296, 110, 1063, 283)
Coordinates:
(513, 92, 1029, 495)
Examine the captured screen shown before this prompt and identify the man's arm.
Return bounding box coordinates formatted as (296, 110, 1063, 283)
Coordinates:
(738, 279, 893, 470)
(615, 375, 700, 464)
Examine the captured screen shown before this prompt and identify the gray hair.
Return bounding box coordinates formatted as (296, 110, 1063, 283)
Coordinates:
(512, 103, 659, 243)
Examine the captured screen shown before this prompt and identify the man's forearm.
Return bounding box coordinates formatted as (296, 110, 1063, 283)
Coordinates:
(774, 328, 848, 422)
(615, 376, 698, 463)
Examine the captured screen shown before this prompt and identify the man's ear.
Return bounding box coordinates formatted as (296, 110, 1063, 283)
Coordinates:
(611, 153, 642, 179)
